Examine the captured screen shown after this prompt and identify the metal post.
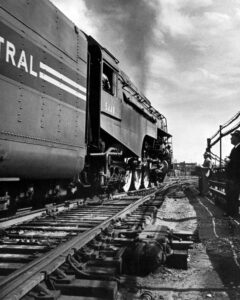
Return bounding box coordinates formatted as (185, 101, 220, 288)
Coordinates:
(207, 138, 211, 153)
(219, 125, 222, 169)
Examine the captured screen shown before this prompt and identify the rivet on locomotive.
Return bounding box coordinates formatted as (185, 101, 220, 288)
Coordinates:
(0, 0, 172, 213)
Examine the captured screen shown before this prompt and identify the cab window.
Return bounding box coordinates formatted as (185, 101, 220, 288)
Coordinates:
(102, 63, 116, 95)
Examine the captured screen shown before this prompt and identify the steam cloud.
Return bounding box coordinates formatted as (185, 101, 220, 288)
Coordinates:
(82, 0, 159, 92)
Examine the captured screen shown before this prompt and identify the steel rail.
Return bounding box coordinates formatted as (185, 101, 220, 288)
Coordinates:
(0, 188, 159, 300)
(0, 198, 84, 229)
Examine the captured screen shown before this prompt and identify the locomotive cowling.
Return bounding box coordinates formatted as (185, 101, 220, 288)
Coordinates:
(0, 0, 172, 212)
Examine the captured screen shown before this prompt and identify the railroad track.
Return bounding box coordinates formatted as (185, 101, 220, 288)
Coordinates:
(0, 181, 193, 299)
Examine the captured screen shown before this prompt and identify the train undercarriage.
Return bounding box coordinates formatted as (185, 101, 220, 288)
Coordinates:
(0, 137, 170, 215)
(84, 147, 168, 193)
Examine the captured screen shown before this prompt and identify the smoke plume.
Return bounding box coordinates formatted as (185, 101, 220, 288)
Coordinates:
(82, 0, 159, 92)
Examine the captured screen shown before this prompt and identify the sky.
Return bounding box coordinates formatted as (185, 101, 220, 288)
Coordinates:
(50, 0, 240, 163)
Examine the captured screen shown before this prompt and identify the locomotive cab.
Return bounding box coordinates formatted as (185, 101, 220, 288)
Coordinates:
(85, 37, 124, 189)
(86, 36, 121, 153)
(85, 37, 172, 191)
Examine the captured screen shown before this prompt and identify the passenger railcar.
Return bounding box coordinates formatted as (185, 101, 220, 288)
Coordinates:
(0, 0, 172, 212)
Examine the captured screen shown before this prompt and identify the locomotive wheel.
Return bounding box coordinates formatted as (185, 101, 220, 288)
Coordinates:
(123, 169, 132, 192)
(133, 169, 142, 190)
(142, 167, 150, 189)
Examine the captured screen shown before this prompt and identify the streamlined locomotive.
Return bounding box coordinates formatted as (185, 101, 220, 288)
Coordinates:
(0, 0, 172, 211)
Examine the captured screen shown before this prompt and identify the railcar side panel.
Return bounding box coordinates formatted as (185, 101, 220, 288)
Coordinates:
(0, 1, 88, 180)
(0, 140, 84, 179)
(0, 0, 87, 62)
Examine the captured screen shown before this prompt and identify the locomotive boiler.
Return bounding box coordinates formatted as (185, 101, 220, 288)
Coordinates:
(0, 0, 172, 212)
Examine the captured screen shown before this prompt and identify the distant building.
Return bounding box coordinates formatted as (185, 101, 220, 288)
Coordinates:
(172, 162, 198, 176)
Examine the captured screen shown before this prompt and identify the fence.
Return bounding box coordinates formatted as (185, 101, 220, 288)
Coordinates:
(206, 111, 240, 207)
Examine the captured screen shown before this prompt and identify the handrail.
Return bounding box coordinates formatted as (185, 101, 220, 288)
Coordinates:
(209, 151, 221, 162)
(207, 111, 240, 166)
(210, 111, 240, 140)
(209, 120, 240, 148)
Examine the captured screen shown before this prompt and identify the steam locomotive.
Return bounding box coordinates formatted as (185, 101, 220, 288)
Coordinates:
(0, 0, 172, 212)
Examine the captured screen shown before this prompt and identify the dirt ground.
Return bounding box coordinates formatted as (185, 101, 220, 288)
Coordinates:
(118, 183, 240, 300)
